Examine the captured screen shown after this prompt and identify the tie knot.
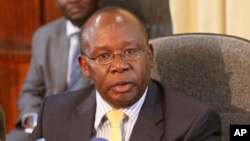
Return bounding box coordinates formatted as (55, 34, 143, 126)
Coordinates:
(71, 31, 80, 37)
(106, 110, 126, 128)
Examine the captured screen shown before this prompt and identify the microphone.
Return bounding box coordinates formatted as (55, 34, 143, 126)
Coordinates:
(89, 137, 108, 141)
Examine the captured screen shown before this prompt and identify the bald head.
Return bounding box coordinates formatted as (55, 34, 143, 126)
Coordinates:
(80, 6, 148, 51)
(78, 6, 154, 109)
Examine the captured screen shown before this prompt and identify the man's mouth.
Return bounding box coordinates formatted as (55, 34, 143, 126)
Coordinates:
(111, 82, 133, 93)
(68, 6, 82, 14)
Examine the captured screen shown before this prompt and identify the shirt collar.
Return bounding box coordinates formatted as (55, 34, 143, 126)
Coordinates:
(94, 87, 148, 129)
(66, 20, 81, 37)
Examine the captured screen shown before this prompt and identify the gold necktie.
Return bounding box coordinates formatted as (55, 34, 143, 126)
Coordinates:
(106, 110, 126, 141)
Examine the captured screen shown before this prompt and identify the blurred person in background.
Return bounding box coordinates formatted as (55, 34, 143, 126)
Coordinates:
(7, 0, 99, 141)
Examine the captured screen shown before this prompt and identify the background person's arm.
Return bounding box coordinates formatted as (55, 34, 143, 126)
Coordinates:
(17, 28, 47, 128)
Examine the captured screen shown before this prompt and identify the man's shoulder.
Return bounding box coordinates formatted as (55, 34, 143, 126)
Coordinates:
(164, 85, 214, 112)
(34, 17, 66, 37)
(160, 81, 220, 124)
(154, 81, 221, 140)
(48, 84, 94, 100)
(44, 84, 95, 109)
(153, 80, 218, 116)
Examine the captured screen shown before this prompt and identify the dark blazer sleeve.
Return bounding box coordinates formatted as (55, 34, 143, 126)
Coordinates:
(32, 97, 47, 140)
(163, 84, 222, 141)
(183, 107, 222, 141)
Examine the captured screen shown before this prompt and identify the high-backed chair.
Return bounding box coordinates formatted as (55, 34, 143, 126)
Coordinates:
(150, 33, 250, 141)
(99, 0, 172, 38)
(0, 106, 6, 141)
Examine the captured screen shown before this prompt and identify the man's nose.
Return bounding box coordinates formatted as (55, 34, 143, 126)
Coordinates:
(110, 55, 130, 73)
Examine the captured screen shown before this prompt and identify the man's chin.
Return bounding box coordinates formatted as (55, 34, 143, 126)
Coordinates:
(109, 99, 135, 109)
(68, 14, 86, 23)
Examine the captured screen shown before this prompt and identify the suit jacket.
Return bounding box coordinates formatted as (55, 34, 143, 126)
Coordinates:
(32, 80, 221, 141)
(18, 18, 91, 123)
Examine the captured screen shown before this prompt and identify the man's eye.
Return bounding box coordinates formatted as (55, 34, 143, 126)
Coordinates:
(96, 53, 111, 59)
(124, 48, 137, 54)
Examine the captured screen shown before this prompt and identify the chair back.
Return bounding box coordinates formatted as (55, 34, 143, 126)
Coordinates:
(150, 33, 250, 141)
(99, 0, 172, 38)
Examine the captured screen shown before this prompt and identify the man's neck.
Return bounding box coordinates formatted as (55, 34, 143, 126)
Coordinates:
(71, 21, 83, 28)
(70, 18, 87, 28)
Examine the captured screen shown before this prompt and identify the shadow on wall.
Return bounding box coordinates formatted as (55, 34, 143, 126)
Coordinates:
(99, 0, 172, 38)
(150, 34, 250, 141)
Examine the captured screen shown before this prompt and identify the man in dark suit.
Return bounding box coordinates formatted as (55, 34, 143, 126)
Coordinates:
(7, 0, 99, 141)
(33, 7, 222, 141)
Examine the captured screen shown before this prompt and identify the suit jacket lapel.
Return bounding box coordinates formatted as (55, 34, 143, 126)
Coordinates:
(67, 88, 96, 141)
(50, 19, 69, 92)
(130, 80, 164, 141)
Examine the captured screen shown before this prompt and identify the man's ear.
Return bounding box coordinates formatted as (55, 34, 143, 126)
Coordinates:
(78, 56, 90, 77)
(148, 43, 154, 68)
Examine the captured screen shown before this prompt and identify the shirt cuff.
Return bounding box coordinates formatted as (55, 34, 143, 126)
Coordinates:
(21, 112, 38, 128)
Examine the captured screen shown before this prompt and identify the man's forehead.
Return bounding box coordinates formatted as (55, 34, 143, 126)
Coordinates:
(82, 8, 141, 33)
(80, 7, 148, 50)
(82, 17, 141, 42)
(83, 33, 142, 49)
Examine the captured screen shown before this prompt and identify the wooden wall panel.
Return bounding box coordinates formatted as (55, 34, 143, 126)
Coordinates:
(0, 0, 61, 133)
(0, 42, 31, 132)
(43, 0, 62, 23)
(0, 0, 42, 45)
